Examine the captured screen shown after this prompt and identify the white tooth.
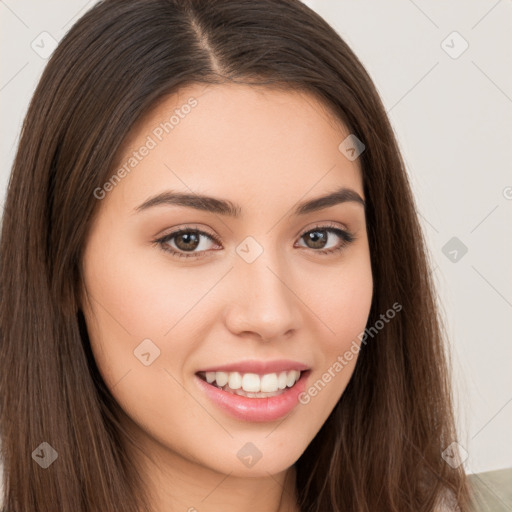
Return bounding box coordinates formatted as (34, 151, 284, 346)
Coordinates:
(277, 371, 288, 390)
(260, 373, 279, 393)
(241, 373, 261, 392)
(286, 370, 299, 387)
(205, 372, 216, 384)
(228, 372, 242, 390)
(215, 371, 228, 387)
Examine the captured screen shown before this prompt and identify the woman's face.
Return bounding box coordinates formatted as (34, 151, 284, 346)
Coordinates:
(81, 83, 373, 478)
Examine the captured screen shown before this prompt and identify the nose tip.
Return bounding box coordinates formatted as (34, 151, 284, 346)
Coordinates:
(223, 258, 302, 342)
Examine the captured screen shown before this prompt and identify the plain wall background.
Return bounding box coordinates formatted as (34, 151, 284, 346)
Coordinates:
(1, 0, 510, 487)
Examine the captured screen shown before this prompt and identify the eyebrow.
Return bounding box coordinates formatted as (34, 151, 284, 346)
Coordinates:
(135, 186, 365, 217)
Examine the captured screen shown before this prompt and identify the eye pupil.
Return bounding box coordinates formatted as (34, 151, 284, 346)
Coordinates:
(306, 230, 327, 249)
(176, 231, 200, 251)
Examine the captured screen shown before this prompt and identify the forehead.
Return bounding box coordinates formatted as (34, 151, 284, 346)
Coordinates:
(104, 82, 364, 211)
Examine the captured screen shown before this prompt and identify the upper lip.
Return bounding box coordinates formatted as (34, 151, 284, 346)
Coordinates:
(197, 359, 310, 374)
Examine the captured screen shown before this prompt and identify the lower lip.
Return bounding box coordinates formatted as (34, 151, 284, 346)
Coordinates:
(195, 371, 310, 422)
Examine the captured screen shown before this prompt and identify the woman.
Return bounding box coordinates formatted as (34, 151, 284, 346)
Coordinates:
(0, 0, 474, 510)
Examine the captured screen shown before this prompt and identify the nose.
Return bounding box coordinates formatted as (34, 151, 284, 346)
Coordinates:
(223, 247, 303, 342)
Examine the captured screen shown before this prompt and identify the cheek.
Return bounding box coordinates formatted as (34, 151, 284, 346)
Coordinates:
(80, 235, 225, 422)
(80, 246, 208, 445)
(82, 230, 224, 343)
(327, 271, 373, 350)
(300, 249, 373, 403)
(310, 248, 373, 353)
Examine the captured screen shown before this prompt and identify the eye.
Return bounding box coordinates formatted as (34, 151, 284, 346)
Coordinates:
(154, 226, 221, 259)
(154, 223, 356, 259)
(295, 223, 356, 255)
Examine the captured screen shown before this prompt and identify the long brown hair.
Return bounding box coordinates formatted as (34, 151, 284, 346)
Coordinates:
(0, 0, 475, 510)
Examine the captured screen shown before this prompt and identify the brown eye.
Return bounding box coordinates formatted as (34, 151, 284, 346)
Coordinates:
(303, 229, 329, 249)
(297, 225, 355, 255)
(156, 228, 220, 259)
(174, 231, 201, 251)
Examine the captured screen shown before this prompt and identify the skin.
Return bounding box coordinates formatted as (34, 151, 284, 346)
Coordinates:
(81, 82, 373, 512)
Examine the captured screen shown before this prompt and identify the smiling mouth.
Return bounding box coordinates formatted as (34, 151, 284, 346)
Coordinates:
(196, 370, 304, 398)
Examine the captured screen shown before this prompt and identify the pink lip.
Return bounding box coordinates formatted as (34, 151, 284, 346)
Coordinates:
(195, 370, 311, 423)
(197, 359, 310, 374)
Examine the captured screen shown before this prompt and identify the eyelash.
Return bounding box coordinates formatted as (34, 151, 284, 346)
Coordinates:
(153, 223, 356, 260)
